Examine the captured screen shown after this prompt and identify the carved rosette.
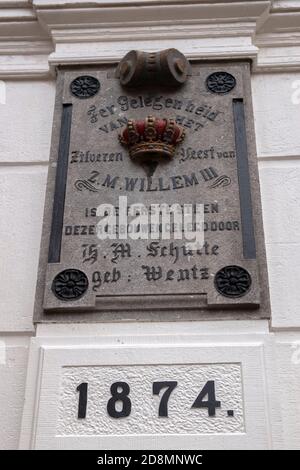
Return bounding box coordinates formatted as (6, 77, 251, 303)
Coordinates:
(52, 269, 89, 301)
(70, 75, 100, 99)
(206, 72, 236, 94)
(214, 266, 251, 298)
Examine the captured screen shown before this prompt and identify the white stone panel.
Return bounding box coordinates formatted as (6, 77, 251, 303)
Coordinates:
(274, 333, 300, 450)
(259, 162, 300, 244)
(0, 336, 30, 450)
(259, 162, 300, 328)
(266, 243, 300, 328)
(19, 324, 273, 449)
(252, 73, 300, 158)
(0, 166, 48, 331)
(0, 80, 55, 163)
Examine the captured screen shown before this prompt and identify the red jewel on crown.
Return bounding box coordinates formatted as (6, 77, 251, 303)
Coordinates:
(119, 116, 185, 161)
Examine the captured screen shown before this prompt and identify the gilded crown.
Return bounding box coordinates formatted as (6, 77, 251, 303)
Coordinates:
(119, 116, 185, 161)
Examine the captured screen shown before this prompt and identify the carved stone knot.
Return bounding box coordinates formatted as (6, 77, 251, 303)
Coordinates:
(116, 49, 191, 87)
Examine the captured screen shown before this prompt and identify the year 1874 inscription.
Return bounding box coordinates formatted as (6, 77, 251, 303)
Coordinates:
(35, 52, 270, 321)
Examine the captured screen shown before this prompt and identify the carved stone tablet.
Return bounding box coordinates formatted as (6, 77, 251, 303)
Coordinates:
(34, 57, 270, 322)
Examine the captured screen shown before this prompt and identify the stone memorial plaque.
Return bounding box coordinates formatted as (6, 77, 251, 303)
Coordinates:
(35, 54, 270, 321)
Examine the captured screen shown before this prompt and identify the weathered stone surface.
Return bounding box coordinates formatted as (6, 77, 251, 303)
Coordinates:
(34, 60, 270, 321)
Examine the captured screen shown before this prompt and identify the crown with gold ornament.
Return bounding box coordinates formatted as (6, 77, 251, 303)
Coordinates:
(119, 116, 185, 160)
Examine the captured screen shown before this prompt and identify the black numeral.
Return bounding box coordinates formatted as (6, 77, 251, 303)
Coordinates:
(191, 380, 221, 416)
(76, 379, 222, 420)
(107, 382, 131, 418)
(153, 381, 178, 417)
(76, 382, 88, 419)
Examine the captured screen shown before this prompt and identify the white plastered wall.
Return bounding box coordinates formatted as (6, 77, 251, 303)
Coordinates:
(0, 0, 300, 449)
(0, 78, 55, 448)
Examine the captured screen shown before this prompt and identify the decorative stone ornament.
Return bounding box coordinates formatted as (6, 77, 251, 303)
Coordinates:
(116, 49, 191, 87)
(52, 269, 89, 301)
(70, 75, 100, 98)
(119, 116, 185, 161)
(214, 266, 251, 298)
(206, 71, 236, 94)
